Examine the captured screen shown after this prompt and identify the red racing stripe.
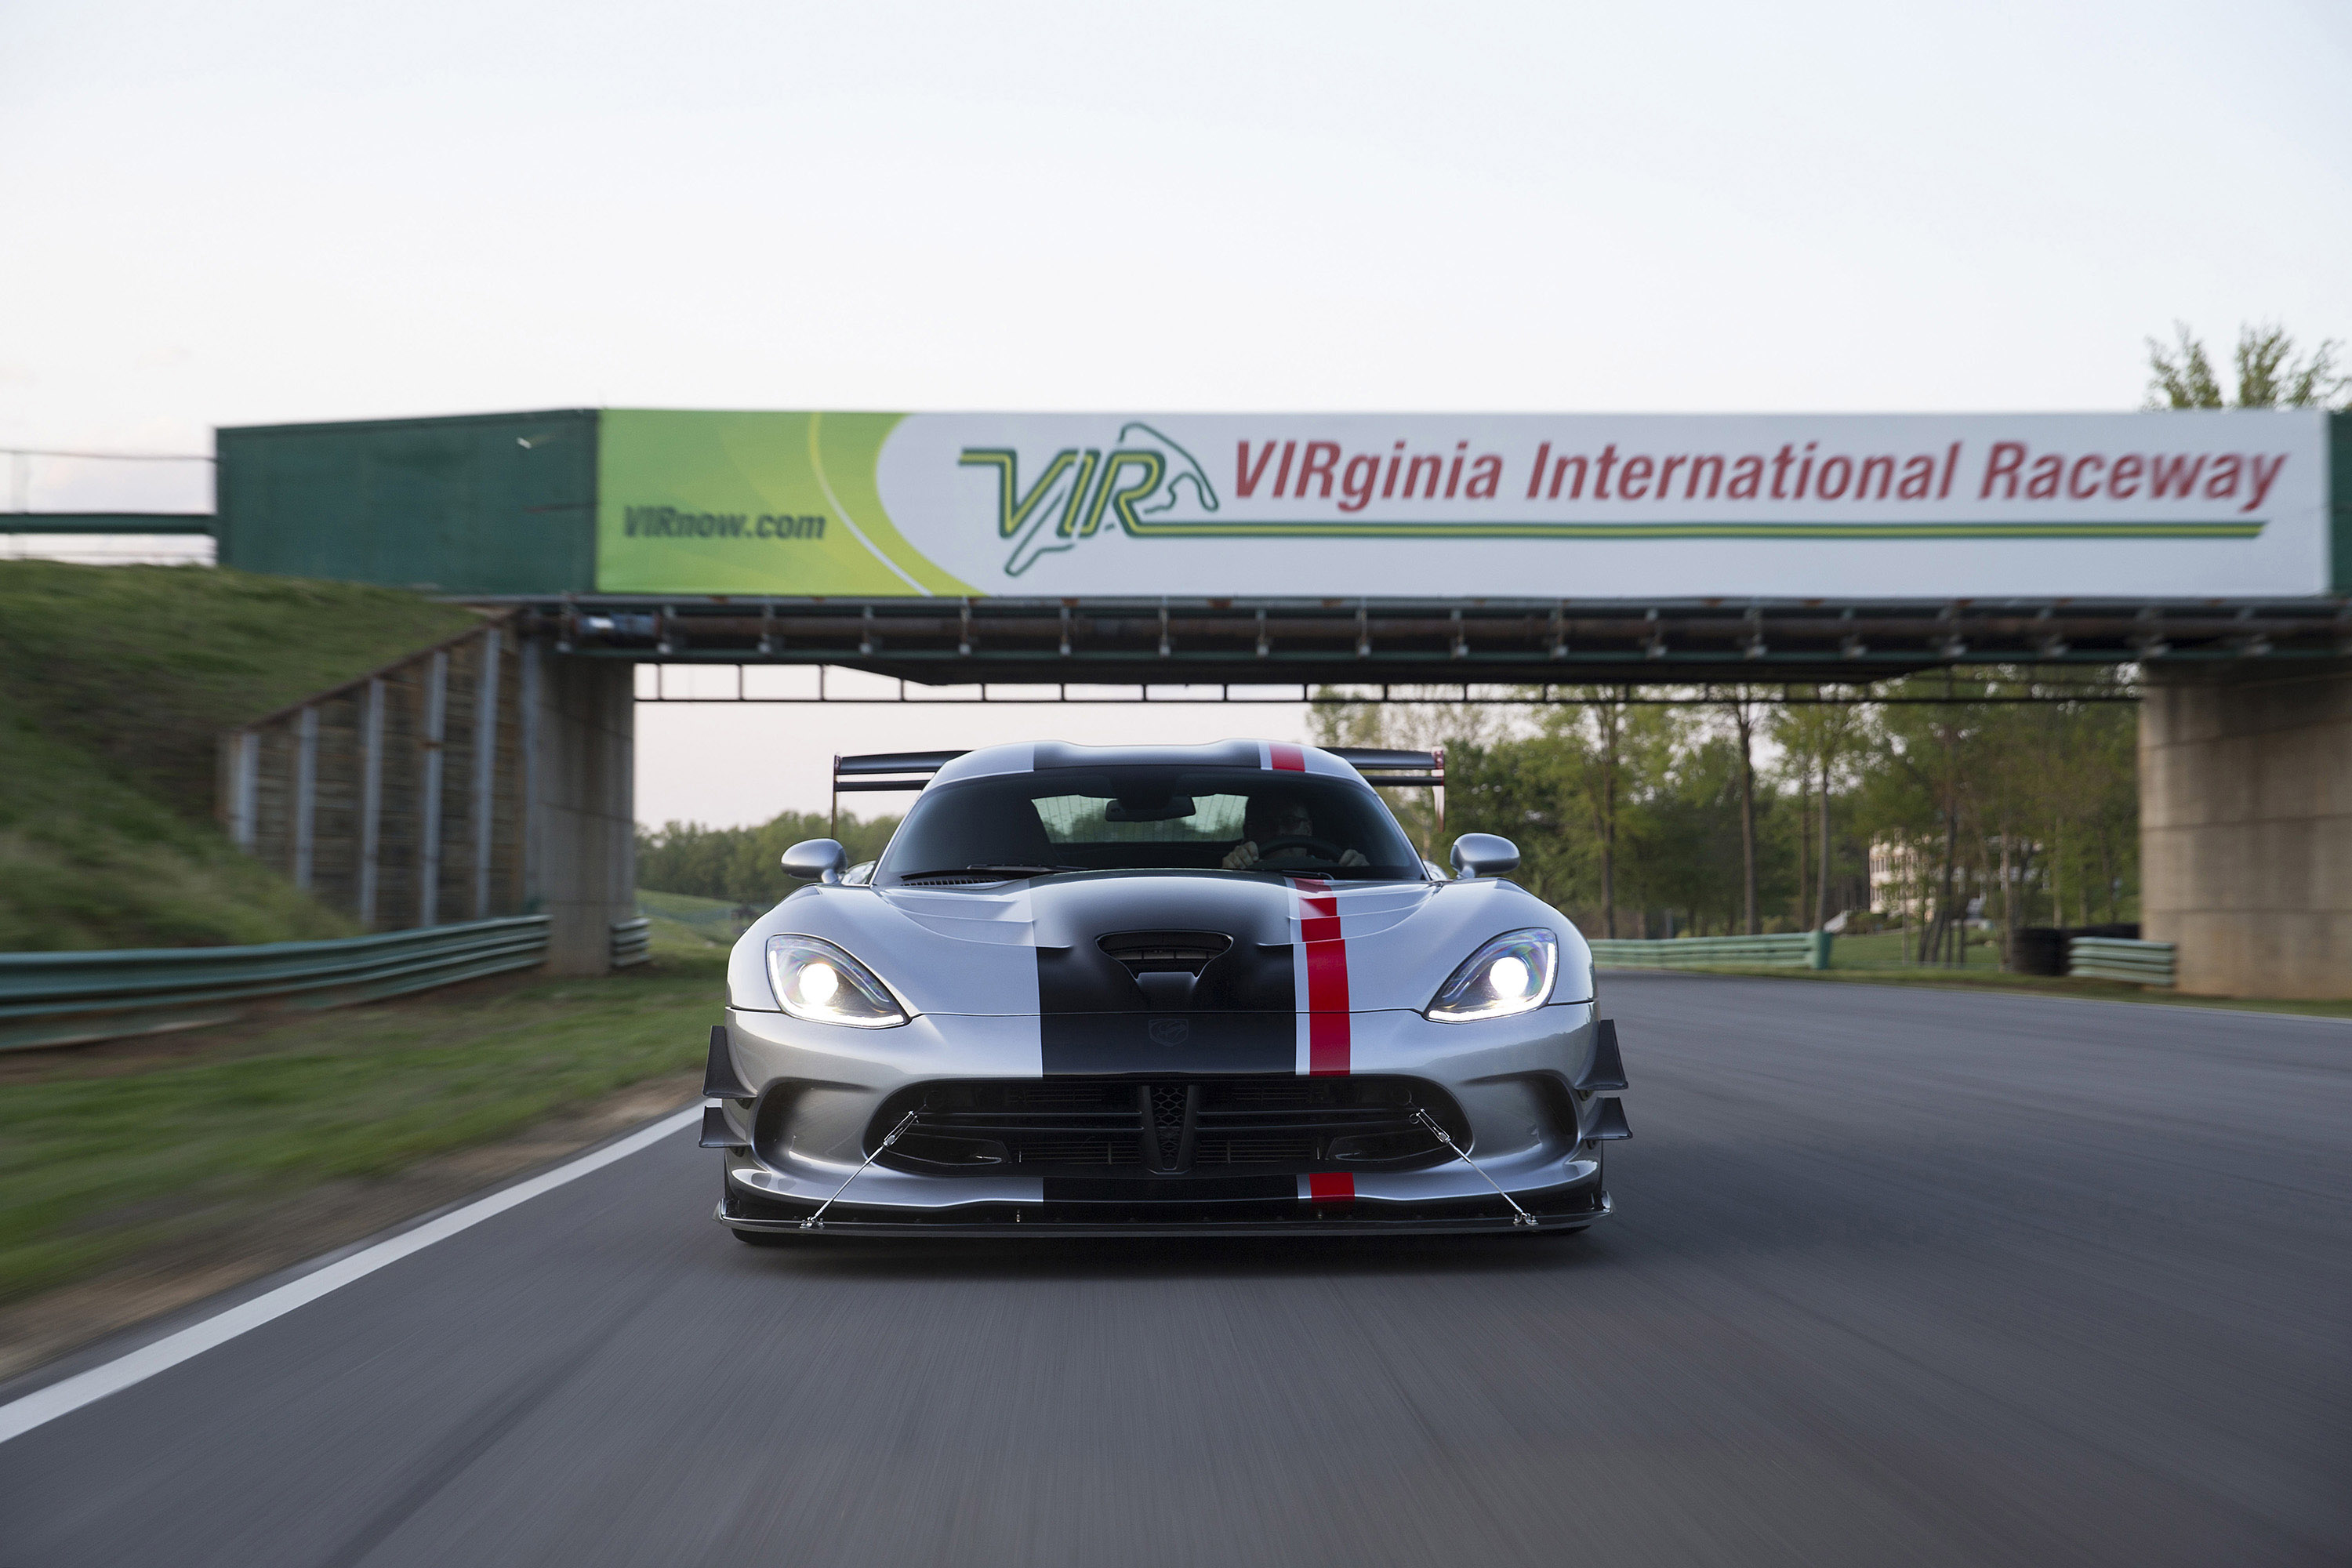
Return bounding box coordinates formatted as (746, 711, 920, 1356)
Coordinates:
(1292, 876, 1351, 1075)
(1269, 742, 1305, 771)
(1306, 1172, 1355, 1202)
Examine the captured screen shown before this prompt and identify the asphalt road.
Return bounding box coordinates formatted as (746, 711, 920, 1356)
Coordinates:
(3, 975, 2347, 1567)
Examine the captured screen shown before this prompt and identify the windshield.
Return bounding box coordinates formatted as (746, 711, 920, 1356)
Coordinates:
(880, 766, 1425, 881)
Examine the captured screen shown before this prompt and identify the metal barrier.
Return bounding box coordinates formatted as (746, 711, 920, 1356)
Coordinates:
(2068, 936, 2176, 988)
(611, 916, 652, 968)
(1588, 931, 1832, 971)
(0, 916, 550, 1052)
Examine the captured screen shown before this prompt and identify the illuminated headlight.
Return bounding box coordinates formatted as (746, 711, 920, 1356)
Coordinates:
(1425, 929, 1557, 1022)
(764, 935, 908, 1028)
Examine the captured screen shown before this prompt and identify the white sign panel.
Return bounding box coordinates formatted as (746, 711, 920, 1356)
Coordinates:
(598, 409, 2334, 598)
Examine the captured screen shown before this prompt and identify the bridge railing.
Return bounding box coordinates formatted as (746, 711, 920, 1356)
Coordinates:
(2067, 936, 2176, 988)
(1587, 932, 1832, 971)
(0, 916, 549, 1052)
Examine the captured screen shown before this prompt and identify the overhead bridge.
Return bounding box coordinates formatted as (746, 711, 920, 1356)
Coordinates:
(494, 594, 2350, 690)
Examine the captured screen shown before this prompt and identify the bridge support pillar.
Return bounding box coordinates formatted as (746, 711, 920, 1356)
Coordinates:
(524, 645, 635, 975)
(2140, 661, 2352, 998)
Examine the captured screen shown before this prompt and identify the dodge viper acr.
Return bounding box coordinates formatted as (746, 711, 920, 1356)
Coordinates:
(705, 740, 1629, 1239)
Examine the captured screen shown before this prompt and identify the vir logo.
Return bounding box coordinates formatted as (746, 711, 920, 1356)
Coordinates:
(1147, 1018, 1192, 1047)
(959, 422, 1220, 577)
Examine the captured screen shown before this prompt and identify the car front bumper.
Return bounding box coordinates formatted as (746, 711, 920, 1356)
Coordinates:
(706, 998, 1622, 1234)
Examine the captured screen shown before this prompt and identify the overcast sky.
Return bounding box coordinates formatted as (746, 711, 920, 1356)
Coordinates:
(6, 1, 2348, 824)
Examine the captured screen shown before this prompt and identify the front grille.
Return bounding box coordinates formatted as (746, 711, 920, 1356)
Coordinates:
(870, 1075, 1465, 1178)
(1150, 1084, 1188, 1164)
(1011, 1134, 1141, 1165)
(1196, 1134, 1316, 1165)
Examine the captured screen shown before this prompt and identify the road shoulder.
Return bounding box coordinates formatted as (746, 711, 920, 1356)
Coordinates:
(0, 1072, 700, 1387)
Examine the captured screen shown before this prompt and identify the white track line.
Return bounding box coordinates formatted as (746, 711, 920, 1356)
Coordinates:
(0, 1105, 702, 1446)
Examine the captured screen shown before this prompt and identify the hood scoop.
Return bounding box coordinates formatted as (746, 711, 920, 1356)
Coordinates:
(1100, 931, 1233, 1010)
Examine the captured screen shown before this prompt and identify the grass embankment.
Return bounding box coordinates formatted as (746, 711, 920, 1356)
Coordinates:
(0, 949, 724, 1305)
(635, 887, 751, 949)
(0, 561, 482, 950)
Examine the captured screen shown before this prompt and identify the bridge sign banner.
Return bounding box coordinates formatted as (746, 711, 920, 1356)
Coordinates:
(593, 408, 2336, 598)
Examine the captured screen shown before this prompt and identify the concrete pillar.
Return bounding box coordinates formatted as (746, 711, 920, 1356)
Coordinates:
(2140, 660, 2352, 999)
(523, 643, 636, 975)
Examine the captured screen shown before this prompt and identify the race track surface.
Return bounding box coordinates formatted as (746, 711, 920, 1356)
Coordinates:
(3, 975, 2347, 1566)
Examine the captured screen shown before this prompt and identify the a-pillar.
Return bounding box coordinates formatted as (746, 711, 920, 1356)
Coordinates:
(2140, 660, 2352, 998)
(522, 643, 636, 975)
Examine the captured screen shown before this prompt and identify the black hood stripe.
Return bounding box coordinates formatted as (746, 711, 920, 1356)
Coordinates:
(1032, 873, 1299, 1076)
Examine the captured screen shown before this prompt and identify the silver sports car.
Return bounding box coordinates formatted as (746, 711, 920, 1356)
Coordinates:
(704, 740, 1629, 1238)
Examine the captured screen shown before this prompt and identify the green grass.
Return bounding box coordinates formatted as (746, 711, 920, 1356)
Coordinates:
(0, 950, 724, 1304)
(0, 561, 481, 950)
(636, 888, 755, 952)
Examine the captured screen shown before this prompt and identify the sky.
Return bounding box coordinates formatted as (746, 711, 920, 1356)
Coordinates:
(5, 0, 2348, 824)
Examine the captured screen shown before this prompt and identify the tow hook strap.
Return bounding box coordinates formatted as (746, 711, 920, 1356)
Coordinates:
(800, 1111, 920, 1230)
(1413, 1109, 1539, 1228)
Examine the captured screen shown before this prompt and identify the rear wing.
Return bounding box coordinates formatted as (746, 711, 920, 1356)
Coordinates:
(832, 751, 967, 794)
(828, 746, 1446, 794)
(826, 744, 1446, 840)
(828, 751, 964, 838)
(1324, 748, 1446, 789)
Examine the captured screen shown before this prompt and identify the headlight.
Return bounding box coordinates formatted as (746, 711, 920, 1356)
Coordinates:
(1425, 928, 1557, 1022)
(764, 935, 908, 1028)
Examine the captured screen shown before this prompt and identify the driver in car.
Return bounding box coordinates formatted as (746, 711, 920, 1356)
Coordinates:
(1221, 795, 1369, 871)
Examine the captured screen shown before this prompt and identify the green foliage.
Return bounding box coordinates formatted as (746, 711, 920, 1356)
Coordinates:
(0, 561, 485, 950)
(1853, 670, 2138, 939)
(635, 811, 901, 906)
(1310, 673, 2136, 951)
(2147, 321, 2347, 409)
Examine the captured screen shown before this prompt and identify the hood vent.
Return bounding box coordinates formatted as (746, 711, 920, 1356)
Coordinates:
(1098, 931, 1233, 976)
(1099, 931, 1234, 1011)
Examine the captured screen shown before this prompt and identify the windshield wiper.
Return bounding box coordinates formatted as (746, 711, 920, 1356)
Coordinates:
(896, 863, 1084, 880)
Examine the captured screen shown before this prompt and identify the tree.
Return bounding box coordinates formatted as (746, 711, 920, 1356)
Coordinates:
(1770, 696, 1863, 930)
(1308, 686, 1525, 858)
(1536, 690, 1679, 938)
(637, 810, 900, 903)
(1717, 688, 1765, 932)
(2147, 321, 2349, 409)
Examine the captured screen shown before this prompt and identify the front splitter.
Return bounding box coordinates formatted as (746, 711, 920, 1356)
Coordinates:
(714, 1187, 1610, 1238)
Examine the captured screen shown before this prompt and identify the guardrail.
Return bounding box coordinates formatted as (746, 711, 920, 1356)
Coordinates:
(0, 916, 550, 1052)
(1588, 931, 1832, 971)
(611, 916, 652, 968)
(2068, 936, 2176, 988)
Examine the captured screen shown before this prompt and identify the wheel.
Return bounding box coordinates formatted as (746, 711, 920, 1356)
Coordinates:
(732, 1227, 797, 1247)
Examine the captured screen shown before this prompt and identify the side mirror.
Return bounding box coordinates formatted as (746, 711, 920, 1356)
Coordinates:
(1449, 833, 1519, 880)
(782, 838, 849, 884)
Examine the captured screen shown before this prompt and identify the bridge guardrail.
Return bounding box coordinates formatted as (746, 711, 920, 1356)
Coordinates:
(1587, 931, 1832, 971)
(2067, 936, 2176, 988)
(611, 916, 652, 968)
(0, 915, 550, 1052)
